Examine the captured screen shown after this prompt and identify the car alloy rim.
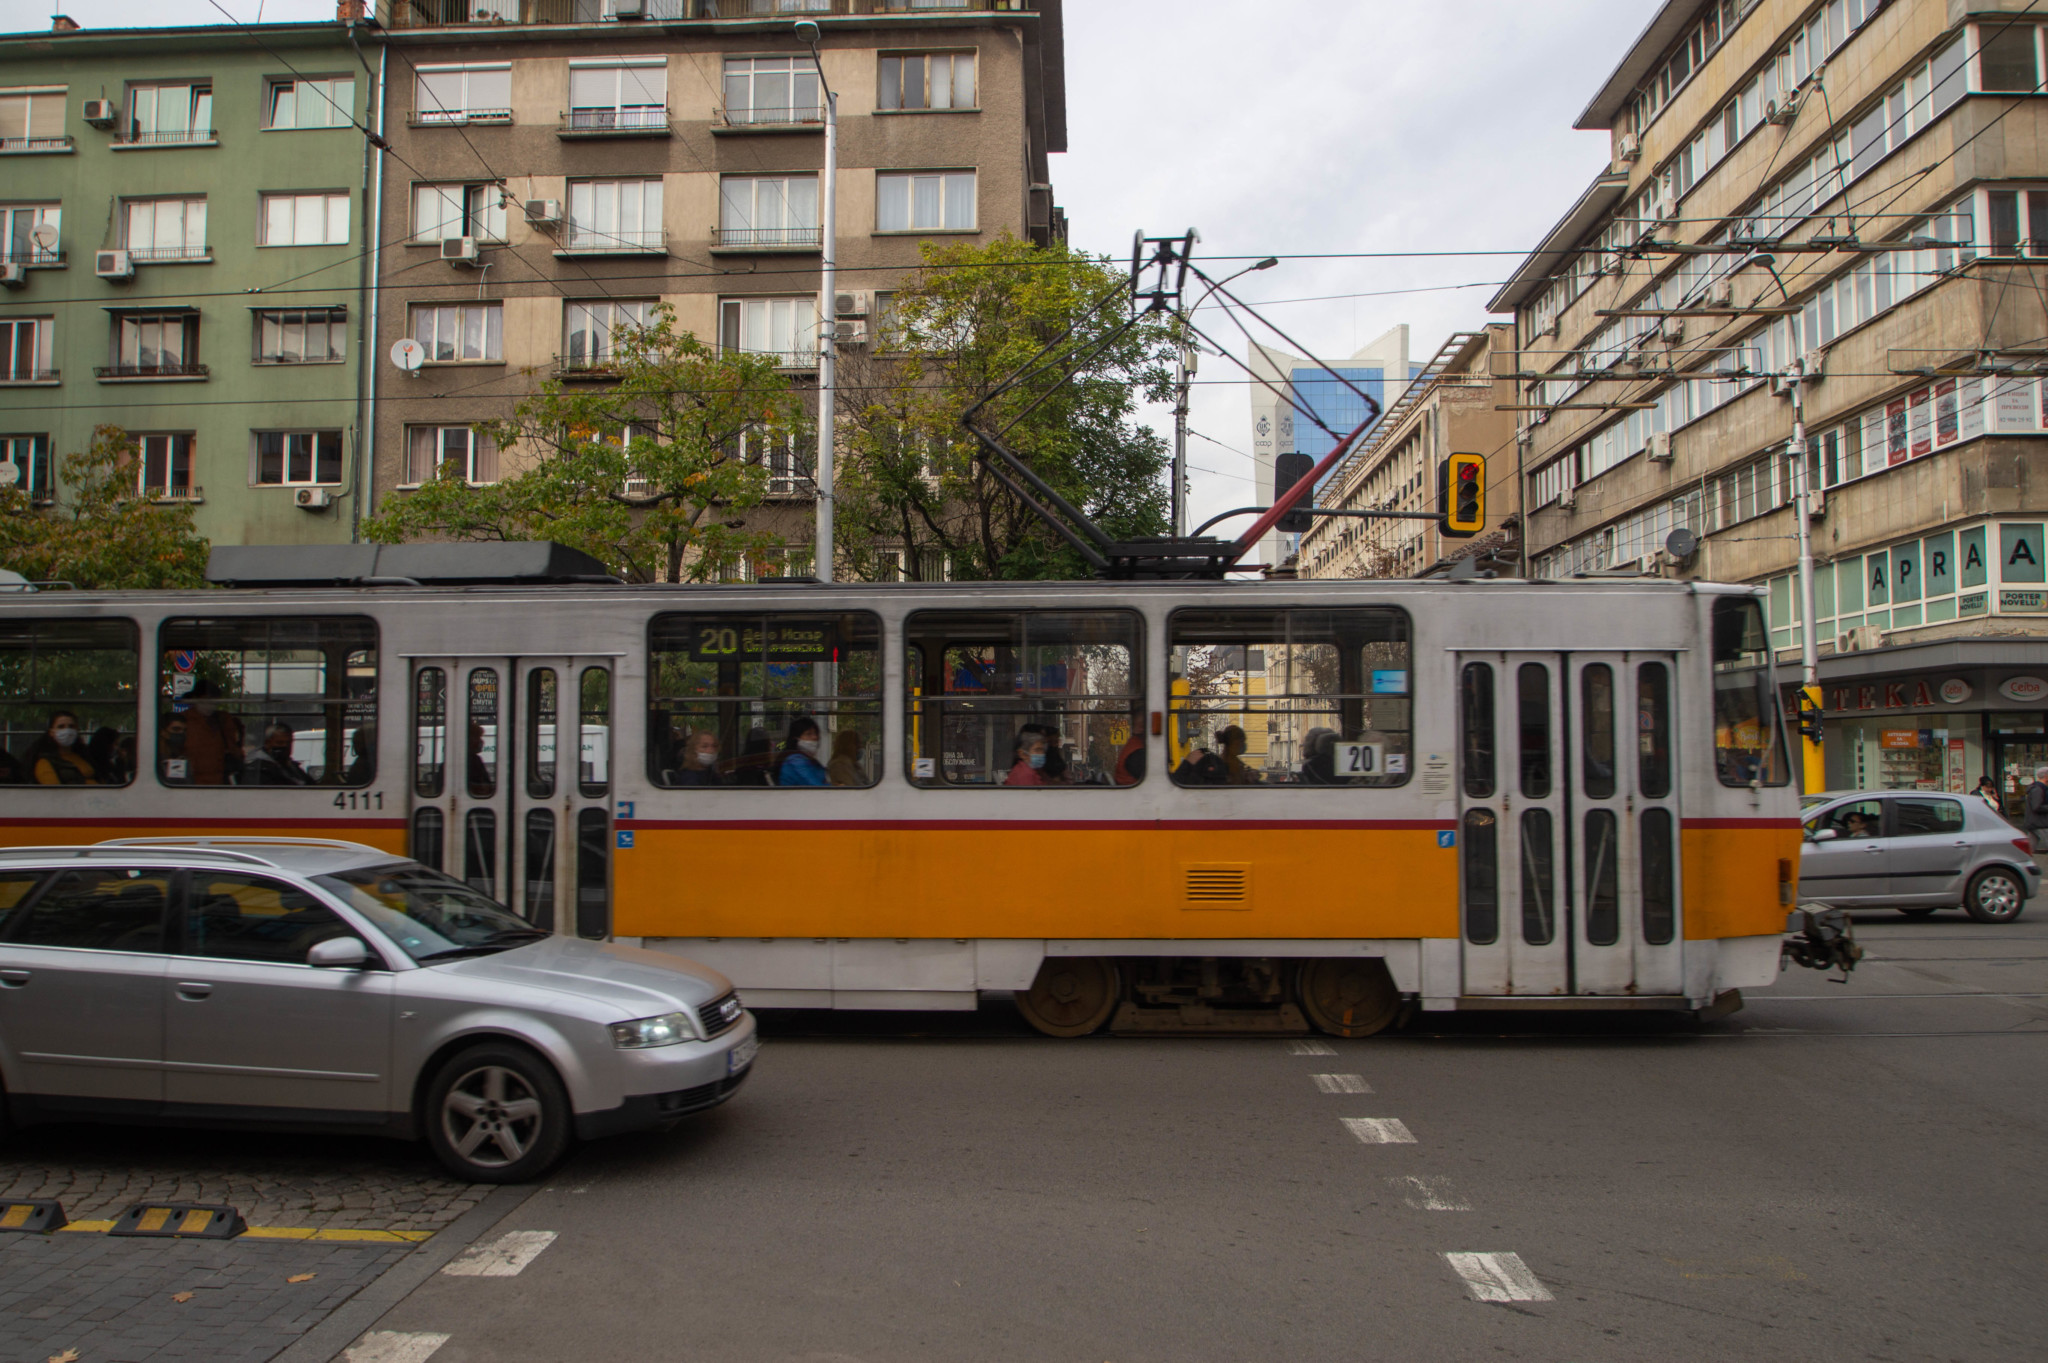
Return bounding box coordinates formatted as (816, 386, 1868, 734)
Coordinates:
(442, 1065, 544, 1168)
(1979, 874, 2022, 917)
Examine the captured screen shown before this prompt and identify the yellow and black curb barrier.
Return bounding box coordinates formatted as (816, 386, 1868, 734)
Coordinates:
(110, 1203, 246, 1239)
(0, 1198, 432, 1244)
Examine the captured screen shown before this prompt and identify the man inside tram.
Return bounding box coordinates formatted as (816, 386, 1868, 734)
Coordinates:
(243, 723, 312, 786)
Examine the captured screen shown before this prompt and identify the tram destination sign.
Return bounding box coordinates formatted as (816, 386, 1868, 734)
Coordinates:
(686, 621, 838, 663)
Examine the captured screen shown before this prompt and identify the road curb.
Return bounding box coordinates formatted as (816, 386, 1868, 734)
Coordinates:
(272, 1180, 542, 1363)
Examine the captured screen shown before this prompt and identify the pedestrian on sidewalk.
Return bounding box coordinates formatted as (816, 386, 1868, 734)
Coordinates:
(1976, 776, 2005, 817)
(2025, 765, 2048, 852)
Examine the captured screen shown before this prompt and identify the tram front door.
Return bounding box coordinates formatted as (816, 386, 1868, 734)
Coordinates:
(407, 656, 616, 939)
(1454, 651, 1684, 997)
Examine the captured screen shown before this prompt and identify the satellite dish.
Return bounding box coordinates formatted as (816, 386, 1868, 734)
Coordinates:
(27, 223, 58, 251)
(0, 461, 19, 486)
(1665, 527, 1699, 561)
(390, 338, 425, 373)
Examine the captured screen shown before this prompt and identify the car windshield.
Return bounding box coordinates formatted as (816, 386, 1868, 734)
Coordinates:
(313, 861, 547, 963)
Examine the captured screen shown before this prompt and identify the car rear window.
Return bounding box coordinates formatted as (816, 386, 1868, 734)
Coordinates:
(1895, 798, 1966, 835)
(0, 871, 48, 936)
(3, 867, 172, 952)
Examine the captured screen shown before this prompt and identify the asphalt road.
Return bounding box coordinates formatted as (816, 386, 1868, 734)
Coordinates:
(349, 909, 2048, 1363)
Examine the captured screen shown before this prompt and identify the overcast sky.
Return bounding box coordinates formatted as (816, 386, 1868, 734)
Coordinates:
(34, 0, 1652, 531)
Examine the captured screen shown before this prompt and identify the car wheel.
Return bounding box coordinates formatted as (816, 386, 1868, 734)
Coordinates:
(423, 1043, 573, 1183)
(1964, 867, 2028, 924)
(1896, 906, 1939, 918)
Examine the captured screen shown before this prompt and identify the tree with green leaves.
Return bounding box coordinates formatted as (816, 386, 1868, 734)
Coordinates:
(834, 233, 1175, 581)
(0, 425, 210, 589)
(363, 306, 807, 584)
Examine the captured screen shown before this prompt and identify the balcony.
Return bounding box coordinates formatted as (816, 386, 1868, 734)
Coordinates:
(124, 246, 212, 264)
(378, 0, 1023, 29)
(711, 225, 823, 253)
(712, 104, 825, 134)
(111, 129, 219, 150)
(0, 369, 59, 385)
(96, 361, 210, 382)
(552, 353, 623, 379)
(0, 251, 64, 268)
(724, 346, 816, 370)
(407, 108, 514, 127)
(558, 108, 672, 138)
(554, 229, 667, 257)
(0, 135, 74, 155)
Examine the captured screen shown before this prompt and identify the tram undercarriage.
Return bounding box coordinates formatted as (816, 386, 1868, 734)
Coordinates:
(1016, 956, 1403, 1038)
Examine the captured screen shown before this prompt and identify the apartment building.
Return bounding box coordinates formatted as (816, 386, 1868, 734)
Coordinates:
(369, 0, 1067, 575)
(1495, 0, 2048, 802)
(1299, 324, 1517, 580)
(0, 18, 373, 544)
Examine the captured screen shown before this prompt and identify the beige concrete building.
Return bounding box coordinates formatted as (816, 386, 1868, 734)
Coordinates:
(1299, 325, 1517, 579)
(1493, 0, 2048, 801)
(368, 0, 1066, 575)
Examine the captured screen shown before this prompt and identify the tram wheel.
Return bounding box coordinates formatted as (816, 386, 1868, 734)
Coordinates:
(1297, 958, 1401, 1038)
(1014, 958, 1120, 1037)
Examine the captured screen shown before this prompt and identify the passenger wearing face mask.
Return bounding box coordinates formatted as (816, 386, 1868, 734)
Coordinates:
(1004, 729, 1049, 787)
(29, 710, 96, 785)
(159, 713, 193, 784)
(670, 730, 727, 787)
(772, 716, 831, 787)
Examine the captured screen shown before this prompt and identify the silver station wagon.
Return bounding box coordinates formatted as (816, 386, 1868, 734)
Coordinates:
(0, 838, 757, 1181)
(1800, 791, 2042, 923)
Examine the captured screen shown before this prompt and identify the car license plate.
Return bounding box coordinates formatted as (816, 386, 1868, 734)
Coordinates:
(727, 1032, 759, 1076)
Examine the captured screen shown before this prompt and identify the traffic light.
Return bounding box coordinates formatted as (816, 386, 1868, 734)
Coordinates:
(1438, 452, 1485, 538)
(1796, 688, 1825, 744)
(1274, 451, 1315, 534)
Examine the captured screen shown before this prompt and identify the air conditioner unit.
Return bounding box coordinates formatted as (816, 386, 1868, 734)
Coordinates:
(1706, 278, 1733, 307)
(1807, 484, 1826, 519)
(834, 290, 870, 317)
(1765, 90, 1802, 125)
(95, 249, 133, 280)
(523, 199, 561, 227)
(1835, 625, 1883, 654)
(1803, 348, 1826, 381)
(1660, 317, 1685, 344)
(1614, 132, 1641, 165)
(0, 263, 25, 289)
(440, 236, 481, 266)
(1639, 553, 1662, 575)
(293, 487, 333, 510)
(1557, 486, 1577, 509)
(611, 0, 646, 16)
(1646, 431, 1674, 462)
(82, 99, 116, 128)
(834, 319, 869, 346)
(1772, 368, 1796, 396)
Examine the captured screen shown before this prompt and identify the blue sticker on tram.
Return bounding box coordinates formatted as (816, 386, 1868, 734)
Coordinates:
(615, 800, 634, 820)
(1371, 670, 1408, 694)
(616, 830, 635, 850)
(1437, 830, 1456, 848)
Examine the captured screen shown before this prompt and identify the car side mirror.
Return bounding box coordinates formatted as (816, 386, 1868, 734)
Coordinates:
(309, 936, 370, 969)
(1809, 827, 1838, 843)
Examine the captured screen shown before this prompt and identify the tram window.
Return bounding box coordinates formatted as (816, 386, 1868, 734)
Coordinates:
(1709, 597, 1790, 787)
(412, 807, 445, 872)
(905, 610, 1141, 788)
(1641, 807, 1675, 945)
(1460, 662, 1494, 798)
(1462, 809, 1498, 945)
(1585, 809, 1620, 946)
(1637, 662, 1671, 799)
(1580, 664, 1615, 800)
(1166, 608, 1409, 788)
(649, 612, 881, 789)
(1520, 808, 1555, 946)
(157, 617, 377, 788)
(523, 808, 556, 930)
(576, 806, 608, 939)
(414, 668, 446, 798)
(0, 618, 140, 789)
(466, 668, 498, 799)
(579, 667, 610, 797)
(463, 807, 497, 898)
(1517, 663, 1551, 799)
(526, 669, 557, 799)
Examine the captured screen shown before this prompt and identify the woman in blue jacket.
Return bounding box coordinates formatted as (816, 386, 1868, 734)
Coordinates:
(774, 716, 831, 787)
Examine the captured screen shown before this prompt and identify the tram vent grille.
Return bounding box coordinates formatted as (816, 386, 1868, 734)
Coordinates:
(1183, 863, 1251, 906)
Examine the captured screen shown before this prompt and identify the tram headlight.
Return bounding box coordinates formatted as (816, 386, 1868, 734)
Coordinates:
(609, 1011, 698, 1048)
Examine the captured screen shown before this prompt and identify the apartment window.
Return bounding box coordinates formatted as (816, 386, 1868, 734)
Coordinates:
(877, 52, 975, 111)
(126, 83, 212, 144)
(123, 197, 207, 261)
(414, 65, 511, 123)
(413, 183, 506, 243)
(0, 434, 51, 498)
(0, 318, 54, 383)
(720, 297, 816, 368)
(253, 308, 346, 365)
(265, 77, 354, 130)
(138, 434, 193, 497)
(405, 425, 499, 485)
(718, 175, 819, 247)
(739, 426, 808, 497)
(255, 430, 343, 486)
(564, 299, 655, 369)
(260, 192, 349, 247)
(876, 171, 974, 233)
(0, 87, 66, 152)
(1985, 188, 2048, 255)
(411, 302, 503, 364)
(566, 178, 663, 252)
(567, 60, 666, 131)
(722, 56, 820, 125)
(1979, 23, 2041, 93)
(107, 312, 202, 379)
(1, 205, 60, 265)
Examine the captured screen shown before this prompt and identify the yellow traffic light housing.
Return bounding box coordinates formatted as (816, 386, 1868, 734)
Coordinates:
(1439, 453, 1485, 538)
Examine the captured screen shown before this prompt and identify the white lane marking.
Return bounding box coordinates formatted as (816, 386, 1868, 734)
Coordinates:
(1443, 1252, 1553, 1302)
(1388, 1175, 1471, 1210)
(1312, 1073, 1372, 1094)
(343, 1333, 451, 1363)
(441, 1229, 559, 1277)
(1287, 1039, 1338, 1056)
(1340, 1117, 1416, 1144)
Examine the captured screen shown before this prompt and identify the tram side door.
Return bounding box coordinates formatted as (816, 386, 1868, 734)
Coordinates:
(1454, 651, 1684, 997)
(406, 657, 615, 938)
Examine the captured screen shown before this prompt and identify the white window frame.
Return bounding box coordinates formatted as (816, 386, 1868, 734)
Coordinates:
(0, 86, 67, 151)
(566, 59, 667, 132)
(565, 178, 664, 253)
(721, 55, 821, 126)
(137, 433, 194, 498)
(718, 174, 820, 247)
(259, 192, 350, 247)
(253, 308, 347, 366)
(0, 433, 50, 498)
(122, 197, 208, 262)
(411, 302, 504, 364)
(0, 318, 55, 383)
(412, 183, 507, 244)
(112, 312, 202, 377)
(413, 65, 512, 124)
(265, 77, 355, 131)
(125, 82, 213, 144)
(404, 425, 499, 486)
(875, 170, 976, 233)
(719, 296, 817, 369)
(739, 426, 810, 498)
(563, 298, 656, 370)
(253, 430, 344, 487)
(1, 205, 60, 265)
(876, 51, 976, 111)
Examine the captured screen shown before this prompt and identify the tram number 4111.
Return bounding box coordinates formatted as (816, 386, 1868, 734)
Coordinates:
(332, 791, 386, 811)
(1335, 742, 1383, 776)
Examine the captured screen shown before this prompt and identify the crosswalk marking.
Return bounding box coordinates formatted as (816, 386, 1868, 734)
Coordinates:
(441, 1229, 558, 1278)
(1340, 1117, 1416, 1144)
(343, 1332, 450, 1363)
(1312, 1073, 1372, 1094)
(1443, 1252, 1553, 1302)
(1387, 1175, 1471, 1210)
(1287, 1039, 1338, 1056)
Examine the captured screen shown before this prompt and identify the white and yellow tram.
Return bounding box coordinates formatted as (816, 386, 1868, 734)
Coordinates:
(0, 569, 1803, 1036)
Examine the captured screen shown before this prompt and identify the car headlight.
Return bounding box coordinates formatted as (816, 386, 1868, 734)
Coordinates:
(609, 1011, 698, 1048)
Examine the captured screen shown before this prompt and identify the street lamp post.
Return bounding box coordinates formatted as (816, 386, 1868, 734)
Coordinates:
(798, 21, 837, 581)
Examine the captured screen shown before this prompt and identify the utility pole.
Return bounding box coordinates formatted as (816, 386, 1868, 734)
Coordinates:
(1172, 328, 1192, 535)
(798, 21, 836, 581)
(1788, 359, 1824, 792)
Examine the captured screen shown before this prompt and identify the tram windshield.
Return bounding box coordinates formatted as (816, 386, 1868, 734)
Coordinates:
(1709, 596, 1791, 787)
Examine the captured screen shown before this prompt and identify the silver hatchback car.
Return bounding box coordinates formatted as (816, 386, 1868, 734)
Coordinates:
(0, 838, 757, 1182)
(1800, 791, 2043, 922)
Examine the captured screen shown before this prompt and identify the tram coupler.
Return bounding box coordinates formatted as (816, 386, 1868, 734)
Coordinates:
(1782, 905, 1862, 980)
